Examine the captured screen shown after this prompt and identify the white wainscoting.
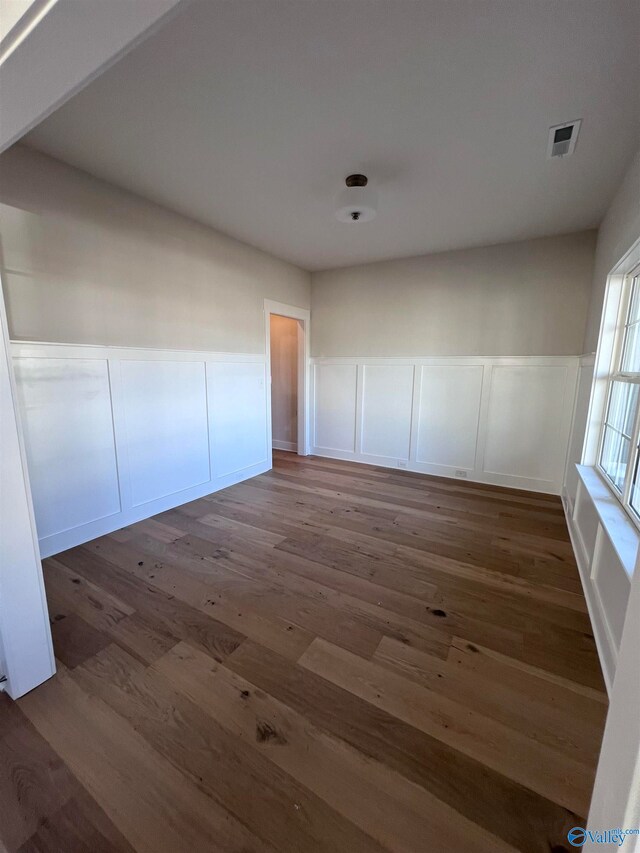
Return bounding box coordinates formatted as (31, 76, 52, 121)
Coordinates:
(314, 362, 358, 454)
(311, 356, 579, 494)
(118, 359, 211, 507)
(12, 357, 121, 540)
(12, 341, 271, 558)
(564, 466, 636, 693)
(361, 364, 414, 460)
(416, 364, 483, 470)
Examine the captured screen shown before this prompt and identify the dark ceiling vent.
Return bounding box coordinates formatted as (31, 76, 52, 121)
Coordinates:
(547, 120, 582, 159)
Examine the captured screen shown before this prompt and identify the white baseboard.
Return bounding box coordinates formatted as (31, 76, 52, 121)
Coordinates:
(38, 460, 270, 558)
(272, 440, 297, 452)
(311, 446, 559, 494)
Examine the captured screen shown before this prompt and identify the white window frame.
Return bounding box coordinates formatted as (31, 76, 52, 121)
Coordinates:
(597, 263, 640, 522)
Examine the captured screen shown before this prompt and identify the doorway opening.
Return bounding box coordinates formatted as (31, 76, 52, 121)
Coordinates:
(264, 299, 310, 459)
(270, 314, 299, 452)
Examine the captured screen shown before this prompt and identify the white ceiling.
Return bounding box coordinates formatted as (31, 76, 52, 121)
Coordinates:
(23, 0, 640, 270)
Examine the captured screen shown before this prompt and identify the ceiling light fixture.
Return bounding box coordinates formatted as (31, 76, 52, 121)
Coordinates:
(335, 174, 378, 222)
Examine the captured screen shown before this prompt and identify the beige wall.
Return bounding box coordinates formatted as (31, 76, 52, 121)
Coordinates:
(583, 148, 640, 354)
(311, 231, 596, 357)
(270, 314, 298, 448)
(0, 145, 310, 352)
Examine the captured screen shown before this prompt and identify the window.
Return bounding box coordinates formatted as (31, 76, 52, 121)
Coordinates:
(598, 266, 640, 519)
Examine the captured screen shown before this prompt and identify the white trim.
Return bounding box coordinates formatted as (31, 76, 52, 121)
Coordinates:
(591, 263, 640, 520)
(108, 359, 132, 512)
(311, 447, 563, 494)
(263, 300, 310, 324)
(311, 355, 575, 366)
(562, 352, 597, 517)
(474, 363, 492, 479)
(10, 340, 264, 362)
(575, 466, 638, 579)
(584, 236, 640, 468)
(264, 300, 311, 456)
(354, 364, 365, 455)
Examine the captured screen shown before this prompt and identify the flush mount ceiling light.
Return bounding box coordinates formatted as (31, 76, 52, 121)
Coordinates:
(335, 174, 378, 222)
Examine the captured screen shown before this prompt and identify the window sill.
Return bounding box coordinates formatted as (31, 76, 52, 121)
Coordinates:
(576, 465, 639, 578)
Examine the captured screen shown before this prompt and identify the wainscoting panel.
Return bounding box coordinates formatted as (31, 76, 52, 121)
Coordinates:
(592, 528, 631, 651)
(483, 365, 571, 486)
(119, 359, 210, 507)
(416, 364, 483, 471)
(564, 465, 637, 692)
(574, 478, 600, 559)
(208, 361, 269, 480)
(13, 357, 121, 539)
(11, 342, 270, 557)
(361, 364, 414, 461)
(313, 363, 358, 454)
(311, 356, 579, 494)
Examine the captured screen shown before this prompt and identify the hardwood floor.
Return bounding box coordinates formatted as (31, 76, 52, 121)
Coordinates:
(2, 452, 607, 853)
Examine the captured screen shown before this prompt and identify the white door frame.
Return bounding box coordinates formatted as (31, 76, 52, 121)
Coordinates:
(264, 299, 311, 458)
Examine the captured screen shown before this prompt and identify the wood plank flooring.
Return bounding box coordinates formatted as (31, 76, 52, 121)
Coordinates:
(2, 452, 607, 853)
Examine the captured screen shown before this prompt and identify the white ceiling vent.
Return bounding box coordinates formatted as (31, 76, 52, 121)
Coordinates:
(547, 120, 582, 159)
